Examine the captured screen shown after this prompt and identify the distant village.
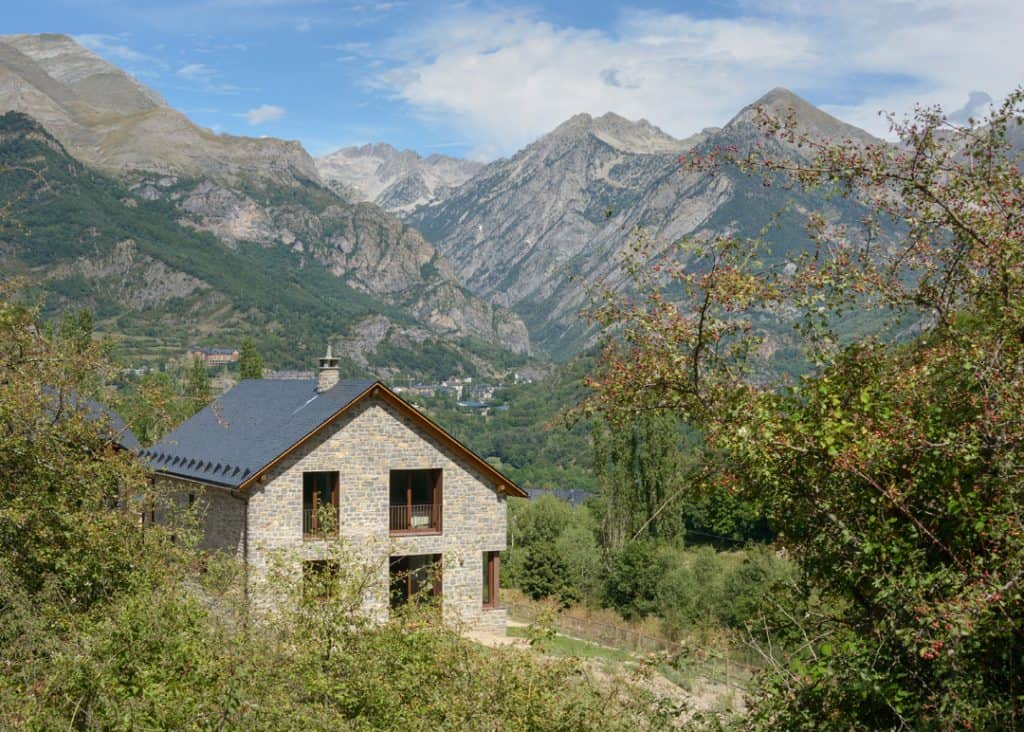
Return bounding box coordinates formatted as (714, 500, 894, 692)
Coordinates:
(180, 344, 531, 413)
(392, 374, 533, 411)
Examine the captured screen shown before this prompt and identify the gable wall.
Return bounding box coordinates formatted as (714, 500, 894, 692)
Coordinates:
(155, 476, 246, 558)
(246, 394, 507, 632)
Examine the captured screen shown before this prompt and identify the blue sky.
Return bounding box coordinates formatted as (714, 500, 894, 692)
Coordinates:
(6, 1, 1022, 160)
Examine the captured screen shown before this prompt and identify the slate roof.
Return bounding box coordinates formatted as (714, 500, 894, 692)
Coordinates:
(81, 395, 142, 452)
(46, 387, 141, 452)
(143, 378, 374, 488)
(524, 487, 591, 507)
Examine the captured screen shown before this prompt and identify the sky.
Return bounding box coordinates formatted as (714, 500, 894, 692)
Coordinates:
(5, 0, 1023, 161)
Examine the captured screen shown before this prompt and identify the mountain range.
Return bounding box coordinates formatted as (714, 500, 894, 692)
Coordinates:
(316, 143, 483, 213)
(0, 33, 528, 376)
(1, 33, 911, 372)
(409, 91, 880, 355)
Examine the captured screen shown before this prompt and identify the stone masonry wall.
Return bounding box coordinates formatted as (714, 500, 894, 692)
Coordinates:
(245, 395, 508, 632)
(156, 477, 246, 558)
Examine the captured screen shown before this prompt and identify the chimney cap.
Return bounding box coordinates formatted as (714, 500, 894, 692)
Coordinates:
(319, 343, 339, 368)
(317, 343, 340, 392)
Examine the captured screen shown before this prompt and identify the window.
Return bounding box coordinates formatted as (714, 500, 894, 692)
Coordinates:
(303, 559, 340, 600)
(482, 551, 500, 608)
(303, 471, 339, 538)
(389, 469, 442, 533)
(389, 554, 442, 609)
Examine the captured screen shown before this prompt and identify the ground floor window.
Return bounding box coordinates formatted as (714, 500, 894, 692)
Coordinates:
(303, 559, 340, 600)
(389, 554, 441, 609)
(482, 551, 500, 608)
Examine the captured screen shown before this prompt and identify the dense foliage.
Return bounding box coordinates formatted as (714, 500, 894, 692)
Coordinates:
(504, 494, 793, 642)
(582, 91, 1024, 728)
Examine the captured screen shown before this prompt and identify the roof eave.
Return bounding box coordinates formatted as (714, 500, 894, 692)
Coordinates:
(152, 467, 241, 491)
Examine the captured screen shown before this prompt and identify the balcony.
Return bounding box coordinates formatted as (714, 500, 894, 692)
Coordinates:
(303, 506, 339, 539)
(390, 503, 441, 534)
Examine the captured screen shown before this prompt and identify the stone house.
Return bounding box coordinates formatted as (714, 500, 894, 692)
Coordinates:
(143, 347, 524, 632)
(186, 345, 240, 366)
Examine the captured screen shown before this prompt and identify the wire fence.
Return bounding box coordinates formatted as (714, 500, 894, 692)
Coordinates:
(505, 600, 762, 689)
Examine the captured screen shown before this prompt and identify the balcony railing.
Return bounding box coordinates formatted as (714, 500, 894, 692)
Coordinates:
(390, 503, 441, 533)
(303, 507, 339, 538)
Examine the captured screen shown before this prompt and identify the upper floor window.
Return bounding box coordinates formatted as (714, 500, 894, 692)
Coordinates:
(389, 468, 442, 534)
(303, 471, 339, 539)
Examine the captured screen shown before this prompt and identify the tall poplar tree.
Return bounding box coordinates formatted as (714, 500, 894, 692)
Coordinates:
(184, 356, 211, 415)
(593, 411, 685, 551)
(238, 337, 264, 380)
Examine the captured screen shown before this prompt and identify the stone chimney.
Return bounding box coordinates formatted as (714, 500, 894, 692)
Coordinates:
(316, 344, 340, 393)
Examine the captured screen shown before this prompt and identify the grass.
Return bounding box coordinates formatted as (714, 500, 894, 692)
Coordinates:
(507, 625, 633, 663)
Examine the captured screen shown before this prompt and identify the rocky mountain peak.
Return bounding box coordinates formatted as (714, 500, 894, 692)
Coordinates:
(547, 111, 687, 154)
(0, 33, 319, 185)
(316, 142, 483, 213)
(1, 33, 165, 113)
(726, 86, 878, 144)
(350, 142, 400, 158)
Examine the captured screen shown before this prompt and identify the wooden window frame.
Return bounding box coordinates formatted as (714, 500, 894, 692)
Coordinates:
(482, 551, 500, 609)
(388, 468, 442, 535)
(389, 553, 442, 609)
(303, 470, 340, 539)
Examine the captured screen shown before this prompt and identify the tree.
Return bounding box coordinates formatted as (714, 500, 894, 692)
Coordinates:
(184, 356, 211, 415)
(238, 337, 264, 380)
(0, 285, 160, 610)
(505, 495, 602, 606)
(117, 371, 189, 446)
(604, 540, 673, 620)
(593, 411, 686, 550)
(582, 91, 1024, 727)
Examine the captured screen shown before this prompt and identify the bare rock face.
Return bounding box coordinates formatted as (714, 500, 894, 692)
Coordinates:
(0, 33, 318, 186)
(316, 143, 483, 213)
(0, 34, 531, 362)
(411, 96, 881, 356)
(47, 239, 209, 309)
(408, 112, 706, 352)
(129, 173, 530, 354)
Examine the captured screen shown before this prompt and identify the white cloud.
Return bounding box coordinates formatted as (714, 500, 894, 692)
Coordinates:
(177, 63, 212, 80)
(174, 62, 239, 94)
(366, 2, 1024, 158)
(73, 34, 149, 63)
(245, 104, 286, 124)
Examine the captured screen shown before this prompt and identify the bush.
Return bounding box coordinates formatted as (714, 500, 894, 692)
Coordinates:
(505, 496, 602, 606)
(604, 541, 675, 621)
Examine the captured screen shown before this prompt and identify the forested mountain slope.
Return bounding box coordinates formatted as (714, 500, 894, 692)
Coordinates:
(0, 112, 524, 377)
(0, 34, 530, 371)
